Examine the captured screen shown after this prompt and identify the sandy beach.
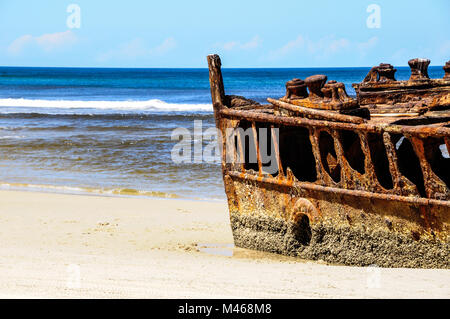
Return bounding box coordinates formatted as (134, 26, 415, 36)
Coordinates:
(0, 189, 447, 298)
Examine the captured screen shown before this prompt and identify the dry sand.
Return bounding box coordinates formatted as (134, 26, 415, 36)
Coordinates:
(0, 189, 448, 298)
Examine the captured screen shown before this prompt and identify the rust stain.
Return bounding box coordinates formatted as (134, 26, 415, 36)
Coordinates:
(208, 54, 450, 268)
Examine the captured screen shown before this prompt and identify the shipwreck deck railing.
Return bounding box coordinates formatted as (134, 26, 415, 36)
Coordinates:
(207, 54, 450, 208)
(220, 108, 450, 204)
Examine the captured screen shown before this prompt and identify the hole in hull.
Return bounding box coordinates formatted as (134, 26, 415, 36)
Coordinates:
(319, 131, 341, 183)
(341, 130, 365, 175)
(234, 121, 280, 176)
(285, 214, 312, 253)
(292, 214, 312, 246)
(368, 133, 394, 189)
(423, 137, 450, 188)
(279, 127, 317, 182)
(392, 134, 426, 197)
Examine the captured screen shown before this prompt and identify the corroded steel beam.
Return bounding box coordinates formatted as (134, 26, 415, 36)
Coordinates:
(220, 108, 450, 138)
(268, 98, 366, 124)
(226, 170, 450, 208)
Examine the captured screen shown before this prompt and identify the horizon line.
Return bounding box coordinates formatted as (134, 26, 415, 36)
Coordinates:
(1, 64, 445, 69)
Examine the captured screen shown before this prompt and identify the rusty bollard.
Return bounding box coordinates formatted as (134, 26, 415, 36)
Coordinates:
(304, 74, 327, 100)
(321, 80, 335, 101)
(377, 63, 397, 82)
(284, 78, 308, 99)
(322, 80, 349, 103)
(408, 58, 430, 81)
(443, 61, 450, 79)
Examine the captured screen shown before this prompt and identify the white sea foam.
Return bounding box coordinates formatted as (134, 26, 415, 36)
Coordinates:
(0, 98, 212, 112)
(0, 181, 181, 198)
(0, 135, 25, 139)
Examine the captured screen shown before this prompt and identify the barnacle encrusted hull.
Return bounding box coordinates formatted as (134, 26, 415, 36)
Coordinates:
(208, 54, 450, 268)
(226, 176, 448, 268)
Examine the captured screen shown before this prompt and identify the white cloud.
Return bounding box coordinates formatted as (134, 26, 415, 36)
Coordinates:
(7, 31, 77, 55)
(267, 35, 381, 62)
(269, 36, 304, 58)
(240, 36, 262, 50)
(115, 38, 147, 60)
(222, 41, 238, 51)
(327, 38, 350, 53)
(7, 35, 33, 55)
(97, 37, 177, 62)
(216, 36, 262, 51)
(357, 36, 378, 56)
(268, 35, 350, 61)
(35, 30, 77, 52)
(151, 37, 176, 55)
(304, 36, 350, 55)
(438, 41, 450, 58)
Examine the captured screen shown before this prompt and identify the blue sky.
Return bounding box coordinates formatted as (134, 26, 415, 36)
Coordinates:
(0, 0, 449, 68)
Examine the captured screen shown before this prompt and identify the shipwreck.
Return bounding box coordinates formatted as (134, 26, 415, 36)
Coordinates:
(207, 54, 449, 268)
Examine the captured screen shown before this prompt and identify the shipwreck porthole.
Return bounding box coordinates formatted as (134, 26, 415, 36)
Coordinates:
(284, 197, 319, 253)
(291, 213, 312, 245)
(284, 213, 312, 254)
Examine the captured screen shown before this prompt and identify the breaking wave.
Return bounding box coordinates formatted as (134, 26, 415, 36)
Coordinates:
(0, 98, 212, 112)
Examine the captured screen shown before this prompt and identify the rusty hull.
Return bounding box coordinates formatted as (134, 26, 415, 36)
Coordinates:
(207, 54, 449, 268)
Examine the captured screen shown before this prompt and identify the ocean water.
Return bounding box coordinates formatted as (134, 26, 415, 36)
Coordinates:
(0, 66, 445, 200)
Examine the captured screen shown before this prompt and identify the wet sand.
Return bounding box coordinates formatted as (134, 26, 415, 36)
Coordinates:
(0, 190, 448, 298)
